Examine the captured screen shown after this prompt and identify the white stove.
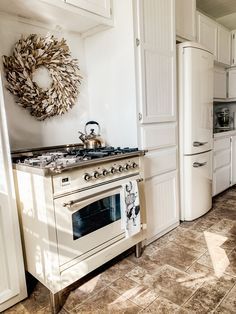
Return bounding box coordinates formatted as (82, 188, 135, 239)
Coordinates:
(12, 145, 146, 313)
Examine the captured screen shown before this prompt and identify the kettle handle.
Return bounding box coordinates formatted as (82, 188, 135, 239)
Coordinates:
(85, 121, 101, 135)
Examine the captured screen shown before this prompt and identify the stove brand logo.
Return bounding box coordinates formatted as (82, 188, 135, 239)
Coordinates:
(61, 177, 71, 187)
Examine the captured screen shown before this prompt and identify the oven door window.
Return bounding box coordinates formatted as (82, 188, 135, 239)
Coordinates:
(72, 194, 121, 240)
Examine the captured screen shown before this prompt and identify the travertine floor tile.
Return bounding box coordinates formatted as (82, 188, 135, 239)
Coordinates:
(150, 242, 202, 271)
(70, 287, 141, 313)
(142, 296, 181, 313)
(215, 284, 236, 313)
(183, 270, 235, 313)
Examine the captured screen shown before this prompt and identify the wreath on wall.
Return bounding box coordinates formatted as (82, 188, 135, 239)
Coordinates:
(2, 34, 82, 121)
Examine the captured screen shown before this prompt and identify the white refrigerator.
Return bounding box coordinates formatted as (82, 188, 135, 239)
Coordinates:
(177, 42, 214, 221)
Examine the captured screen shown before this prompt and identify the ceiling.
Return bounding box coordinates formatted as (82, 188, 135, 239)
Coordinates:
(197, 0, 236, 29)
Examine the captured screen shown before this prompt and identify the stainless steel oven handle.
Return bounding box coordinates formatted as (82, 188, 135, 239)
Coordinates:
(62, 186, 121, 209)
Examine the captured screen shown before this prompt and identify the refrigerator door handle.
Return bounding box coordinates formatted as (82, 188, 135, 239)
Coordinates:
(193, 162, 207, 168)
(193, 141, 208, 147)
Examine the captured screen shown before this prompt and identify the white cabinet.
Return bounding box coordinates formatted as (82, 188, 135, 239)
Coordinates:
(0, 74, 27, 311)
(228, 68, 236, 99)
(231, 135, 236, 185)
(38, 0, 113, 35)
(136, 0, 176, 123)
(85, 0, 179, 245)
(197, 11, 231, 66)
(213, 165, 231, 196)
(65, 0, 111, 18)
(217, 25, 231, 66)
(214, 67, 227, 99)
(176, 0, 196, 41)
(134, 0, 179, 243)
(197, 11, 217, 59)
(213, 136, 231, 196)
(145, 171, 179, 243)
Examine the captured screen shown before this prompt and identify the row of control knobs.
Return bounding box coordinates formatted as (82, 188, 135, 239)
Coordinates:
(83, 162, 138, 181)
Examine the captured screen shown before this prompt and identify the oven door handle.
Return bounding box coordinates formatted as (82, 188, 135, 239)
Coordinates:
(62, 186, 121, 209)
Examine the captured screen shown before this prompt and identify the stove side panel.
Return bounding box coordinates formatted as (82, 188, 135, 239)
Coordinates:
(13, 170, 61, 293)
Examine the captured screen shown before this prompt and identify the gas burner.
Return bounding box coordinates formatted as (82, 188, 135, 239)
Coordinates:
(12, 145, 143, 174)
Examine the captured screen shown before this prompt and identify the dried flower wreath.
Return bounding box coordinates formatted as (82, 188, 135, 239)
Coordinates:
(3, 34, 82, 120)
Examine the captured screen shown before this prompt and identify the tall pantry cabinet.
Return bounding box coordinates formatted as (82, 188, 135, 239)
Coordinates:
(85, 0, 179, 244)
(134, 0, 179, 243)
(0, 72, 27, 311)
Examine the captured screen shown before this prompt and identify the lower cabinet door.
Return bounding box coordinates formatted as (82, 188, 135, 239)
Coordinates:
(145, 171, 179, 244)
(213, 165, 231, 196)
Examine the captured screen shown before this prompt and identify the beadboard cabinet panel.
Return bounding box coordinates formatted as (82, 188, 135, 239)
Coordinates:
(136, 0, 176, 123)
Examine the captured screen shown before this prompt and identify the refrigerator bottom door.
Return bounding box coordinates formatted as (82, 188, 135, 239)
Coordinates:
(181, 151, 212, 221)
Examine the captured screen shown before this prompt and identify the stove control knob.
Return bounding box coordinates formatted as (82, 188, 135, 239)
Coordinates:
(93, 171, 100, 179)
(102, 169, 108, 176)
(117, 165, 124, 173)
(83, 173, 91, 181)
(131, 162, 138, 169)
(124, 164, 131, 171)
(109, 167, 116, 174)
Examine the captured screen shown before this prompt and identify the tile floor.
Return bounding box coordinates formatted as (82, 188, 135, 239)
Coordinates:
(4, 187, 236, 313)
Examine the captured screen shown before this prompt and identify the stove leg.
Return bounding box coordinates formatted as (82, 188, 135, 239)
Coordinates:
(135, 242, 142, 258)
(49, 291, 61, 314)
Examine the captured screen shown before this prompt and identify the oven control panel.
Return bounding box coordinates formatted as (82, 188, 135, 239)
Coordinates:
(53, 157, 140, 196)
(83, 161, 139, 181)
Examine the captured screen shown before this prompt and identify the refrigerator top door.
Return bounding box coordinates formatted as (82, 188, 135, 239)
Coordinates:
(179, 44, 214, 155)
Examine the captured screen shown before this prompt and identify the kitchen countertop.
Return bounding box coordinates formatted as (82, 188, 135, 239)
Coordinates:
(214, 129, 236, 139)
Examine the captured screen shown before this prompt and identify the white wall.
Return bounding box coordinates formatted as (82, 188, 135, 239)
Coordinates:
(0, 15, 89, 150)
(84, 0, 138, 148)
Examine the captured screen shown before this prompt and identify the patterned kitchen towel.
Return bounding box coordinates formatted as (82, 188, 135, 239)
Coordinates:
(120, 180, 141, 238)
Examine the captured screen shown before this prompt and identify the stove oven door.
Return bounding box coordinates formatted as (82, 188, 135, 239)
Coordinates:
(54, 175, 141, 268)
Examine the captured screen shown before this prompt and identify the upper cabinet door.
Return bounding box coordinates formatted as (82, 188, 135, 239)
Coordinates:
(228, 69, 236, 99)
(135, 0, 176, 124)
(65, 0, 111, 18)
(176, 0, 196, 41)
(197, 12, 218, 60)
(214, 67, 227, 99)
(217, 25, 231, 66)
(0, 74, 27, 311)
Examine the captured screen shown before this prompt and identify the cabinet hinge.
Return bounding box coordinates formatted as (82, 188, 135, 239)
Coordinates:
(233, 58, 235, 65)
(233, 34, 235, 40)
(110, 7, 112, 15)
(136, 38, 140, 47)
(138, 113, 142, 121)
